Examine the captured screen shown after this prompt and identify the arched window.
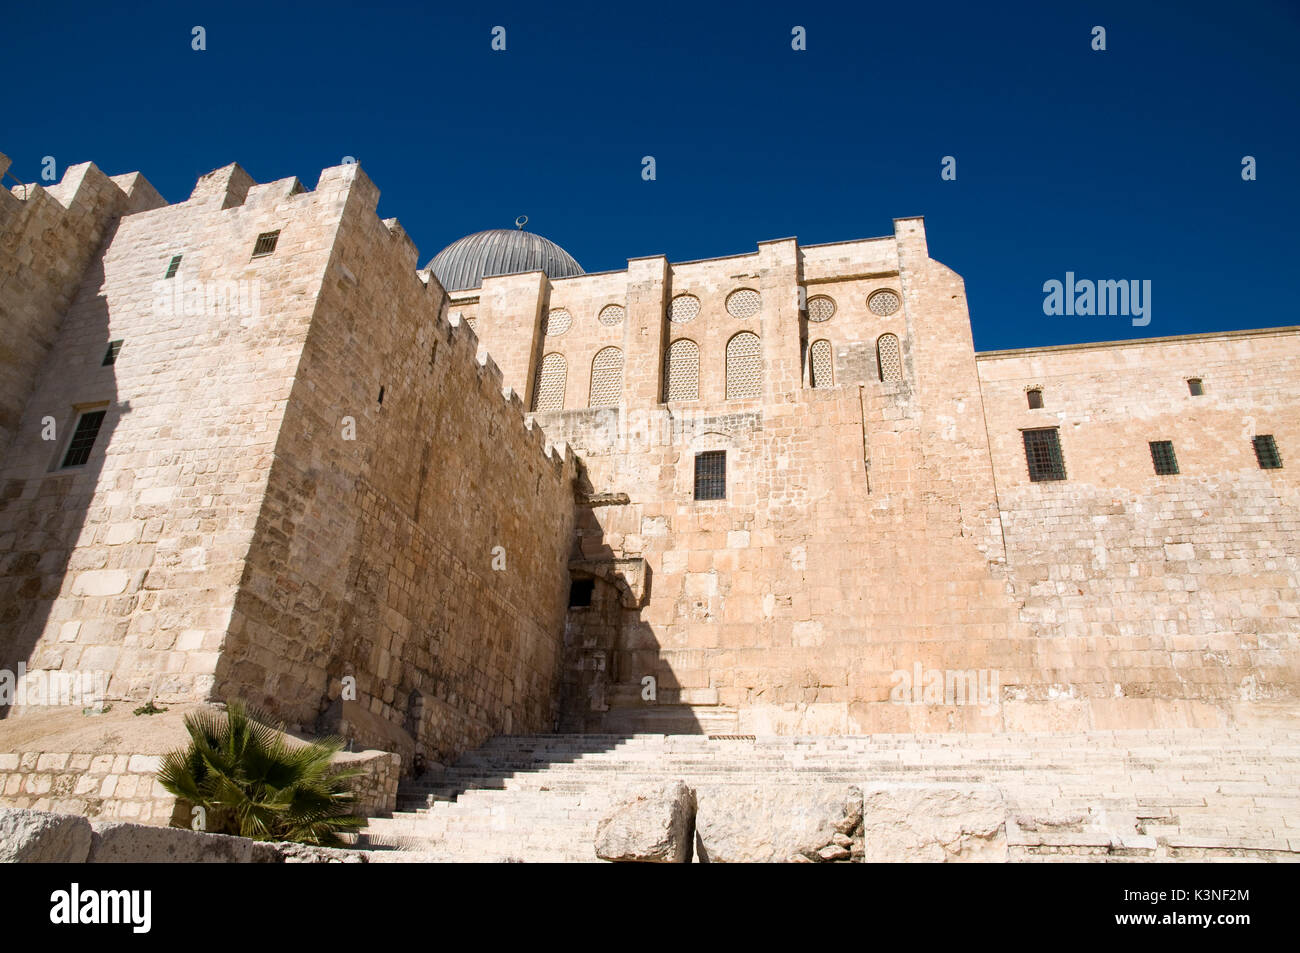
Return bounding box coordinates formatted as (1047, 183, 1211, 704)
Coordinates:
(589, 346, 624, 407)
(531, 353, 566, 412)
(664, 339, 700, 402)
(809, 339, 833, 389)
(876, 333, 902, 383)
(726, 332, 762, 400)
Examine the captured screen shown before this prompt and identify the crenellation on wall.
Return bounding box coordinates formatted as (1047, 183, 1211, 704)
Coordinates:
(187, 163, 255, 208)
(2, 147, 1297, 830)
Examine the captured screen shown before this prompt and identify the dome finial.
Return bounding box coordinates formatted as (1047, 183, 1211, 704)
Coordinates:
(515, 215, 528, 230)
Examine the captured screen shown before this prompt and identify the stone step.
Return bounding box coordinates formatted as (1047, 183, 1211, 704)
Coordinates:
(358, 728, 1300, 862)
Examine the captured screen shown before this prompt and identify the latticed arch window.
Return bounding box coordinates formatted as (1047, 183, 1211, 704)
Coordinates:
(725, 332, 762, 400)
(531, 353, 567, 412)
(543, 308, 572, 337)
(664, 338, 700, 402)
(809, 339, 833, 389)
(668, 294, 700, 324)
(589, 346, 624, 407)
(806, 295, 836, 323)
(868, 289, 901, 316)
(876, 333, 903, 382)
(726, 288, 762, 319)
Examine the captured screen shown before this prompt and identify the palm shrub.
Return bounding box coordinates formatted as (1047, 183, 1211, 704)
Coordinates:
(158, 699, 364, 846)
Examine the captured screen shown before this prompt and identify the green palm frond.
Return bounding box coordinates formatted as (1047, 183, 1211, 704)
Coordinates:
(155, 700, 365, 845)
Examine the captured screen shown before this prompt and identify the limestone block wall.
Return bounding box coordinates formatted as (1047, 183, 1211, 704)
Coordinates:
(0, 153, 165, 453)
(217, 165, 579, 765)
(526, 219, 1047, 734)
(0, 751, 177, 825)
(530, 226, 1300, 733)
(0, 161, 346, 708)
(978, 328, 1300, 705)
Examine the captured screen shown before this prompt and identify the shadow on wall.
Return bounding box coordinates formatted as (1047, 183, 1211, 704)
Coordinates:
(0, 280, 121, 718)
(561, 488, 707, 737)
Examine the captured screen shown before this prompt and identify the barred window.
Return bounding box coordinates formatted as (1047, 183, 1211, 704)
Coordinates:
(876, 333, 902, 382)
(806, 295, 836, 322)
(726, 288, 762, 319)
(598, 304, 625, 326)
(251, 230, 280, 257)
(1027, 388, 1043, 409)
(102, 340, 123, 366)
(694, 451, 726, 501)
(669, 294, 700, 324)
(809, 339, 833, 389)
(1253, 434, 1283, 470)
(1023, 428, 1067, 482)
(589, 346, 624, 407)
(1149, 440, 1179, 475)
(61, 410, 107, 468)
(725, 332, 762, 400)
(664, 338, 700, 402)
(164, 255, 182, 279)
(531, 353, 567, 412)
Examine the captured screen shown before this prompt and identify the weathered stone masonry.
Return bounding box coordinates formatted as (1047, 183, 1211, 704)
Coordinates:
(1, 151, 1297, 800)
(0, 156, 578, 772)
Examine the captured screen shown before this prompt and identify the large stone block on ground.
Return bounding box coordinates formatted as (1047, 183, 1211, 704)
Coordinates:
(88, 821, 258, 863)
(0, 807, 93, 862)
(860, 784, 1008, 862)
(694, 782, 861, 863)
(595, 780, 696, 862)
(251, 841, 369, 863)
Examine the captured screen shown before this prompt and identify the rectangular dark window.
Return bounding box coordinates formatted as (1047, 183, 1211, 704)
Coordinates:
(568, 579, 594, 608)
(61, 410, 107, 468)
(1253, 434, 1283, 470)
(251, 230, 280, 257)
(101, 340, 123, 366)
(1026, 388, 1043, 409)
(694, 450, 727, 500)
(1149, 440, 1179, 475)
(164, 255, 182, 279)
(1187, 378, 1204, 396)
(1023, 428, 1066, 482)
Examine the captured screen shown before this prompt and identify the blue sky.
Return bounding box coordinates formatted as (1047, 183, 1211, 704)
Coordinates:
(4, 0, 1296, 350)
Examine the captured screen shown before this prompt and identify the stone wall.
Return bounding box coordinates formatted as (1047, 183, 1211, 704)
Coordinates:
(0, 153, 164, 454)
(978, 328, 1300, 710)
(216, 165, 579, 765)
(508, 223, 1300, 733)
(0, 161, 347, 708)
(0, 743, 398, 828)
(0, 751, 177, 825)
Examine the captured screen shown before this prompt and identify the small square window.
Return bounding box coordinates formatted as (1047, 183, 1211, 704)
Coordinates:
(251, 230, 280, 258)
(61, 410, 107, 468)
(102, 340, 123, 366)
(164, 255, 182, 279)
(694, 451, 726, 501)
(1023, 428, 1066, 482)
(1253, 434, 1283, 470)
(1026, 388, 1044, 409)
(568, 579, 594, 608)
(1187, 378, 1204, 396)
(1149, 440, 1179, 475)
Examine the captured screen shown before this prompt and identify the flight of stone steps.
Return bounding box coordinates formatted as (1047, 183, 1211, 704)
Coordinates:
(357, 727, 1300, 862)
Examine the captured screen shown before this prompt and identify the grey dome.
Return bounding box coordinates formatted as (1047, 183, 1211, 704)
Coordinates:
(427, 228, 584, 292)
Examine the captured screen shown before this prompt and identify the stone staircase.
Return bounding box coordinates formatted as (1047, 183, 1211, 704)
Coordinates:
(356, 727, 1300, 862)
